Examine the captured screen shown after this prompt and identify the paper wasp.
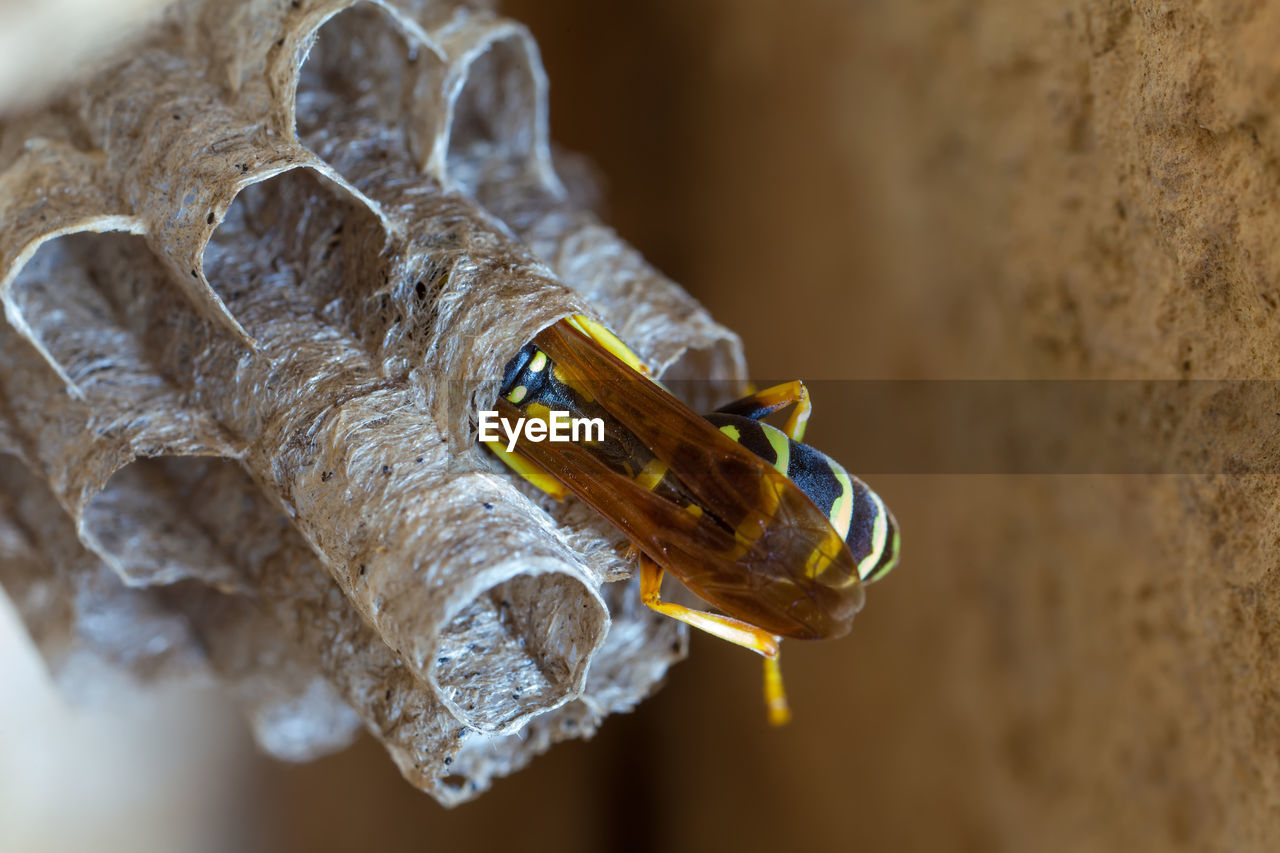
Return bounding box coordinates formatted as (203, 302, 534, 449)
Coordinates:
(484, 316, 900, 724)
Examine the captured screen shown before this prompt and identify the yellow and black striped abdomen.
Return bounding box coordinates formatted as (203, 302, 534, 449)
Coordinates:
(704, 413, 900, 584)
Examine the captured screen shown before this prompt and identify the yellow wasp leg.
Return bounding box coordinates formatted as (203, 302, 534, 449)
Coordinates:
(484, 441, 569, 500)
(715, 380, 812, 443)
(763, 654, 791, 726)
(639, 555, 791, 725)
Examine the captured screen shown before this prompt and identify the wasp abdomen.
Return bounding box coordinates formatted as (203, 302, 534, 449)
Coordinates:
(705, 413, 899, 584)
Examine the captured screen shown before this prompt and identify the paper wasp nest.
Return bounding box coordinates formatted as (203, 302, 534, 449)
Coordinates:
(0, 0, 744, 805)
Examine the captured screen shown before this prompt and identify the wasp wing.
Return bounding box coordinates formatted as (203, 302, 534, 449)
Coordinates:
(509, 322, 865, 640)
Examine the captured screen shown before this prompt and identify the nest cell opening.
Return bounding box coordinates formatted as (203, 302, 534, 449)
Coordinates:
(81, 456, 248, 590)
(7, 232, 147, 392)
(204, 168, 392, 352)
(294, 3, 443, 182)
(444, 34, 541, 195)
(5, 229, 227, 401)
(432, 568, 607, 733)
(0, 453, 206, 688)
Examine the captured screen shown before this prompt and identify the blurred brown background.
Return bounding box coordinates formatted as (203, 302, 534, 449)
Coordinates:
(7, 1, 1280, 851)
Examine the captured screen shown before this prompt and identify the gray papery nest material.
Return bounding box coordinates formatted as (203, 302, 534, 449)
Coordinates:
(0, 0, 745, 805)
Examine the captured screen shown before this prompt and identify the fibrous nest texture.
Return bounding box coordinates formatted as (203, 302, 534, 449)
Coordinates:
(0, 0, 744, 805)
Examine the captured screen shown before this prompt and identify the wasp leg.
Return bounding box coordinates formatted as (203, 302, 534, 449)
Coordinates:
(639, 555, 791, 725)
(484, 441, 569, 500)
(763, 654, 791, 726)
(713, 380, 811, 443)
